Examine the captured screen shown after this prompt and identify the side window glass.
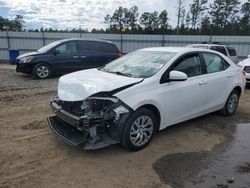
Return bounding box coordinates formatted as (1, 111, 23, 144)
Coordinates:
(226, 47, 237, 56)
(100, 43, 119, 53)
(210, 46, 227, 56)
(202, 53, 229, 73)
(78, 41, 100, 53)
(55, 42, 77, 54)
(173, 54, 202, 77)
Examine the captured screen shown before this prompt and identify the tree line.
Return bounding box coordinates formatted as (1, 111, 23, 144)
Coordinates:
(103, 0, 250, 35)
(0, 0, 250, 36)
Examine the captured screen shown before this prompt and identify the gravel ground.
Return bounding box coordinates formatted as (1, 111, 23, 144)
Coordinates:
(0, 64, 249, 188)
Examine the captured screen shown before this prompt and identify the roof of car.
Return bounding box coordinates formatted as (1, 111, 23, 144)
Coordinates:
(57, 38, 114, 44)
(188, 44, 233, 47)
(139, 47, 213, 53)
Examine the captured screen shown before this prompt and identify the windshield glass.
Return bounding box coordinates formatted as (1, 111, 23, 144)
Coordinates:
(102, 50, 176, 78)
(37, 40, 62, 53)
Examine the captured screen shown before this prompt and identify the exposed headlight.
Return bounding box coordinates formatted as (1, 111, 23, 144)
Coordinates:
(19, 56, 33, 63)
(113, 105, 129, 115)
(113, 105, 129, 124)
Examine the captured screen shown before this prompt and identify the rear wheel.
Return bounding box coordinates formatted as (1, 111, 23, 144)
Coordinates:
(220, 89, 240, 116)
(122, 108, 157, 151)
(32, 64, 52, 79)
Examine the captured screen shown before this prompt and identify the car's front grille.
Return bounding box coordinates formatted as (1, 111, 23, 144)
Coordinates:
(244, 66, 250, 73)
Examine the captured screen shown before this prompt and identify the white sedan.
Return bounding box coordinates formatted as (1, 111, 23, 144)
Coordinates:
(238, 55, 250, 84)
(48, 47, 246, 151)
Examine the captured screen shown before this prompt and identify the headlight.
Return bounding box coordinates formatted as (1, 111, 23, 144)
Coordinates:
(113, 105, 129, 115)
(19, 56, 33, 63)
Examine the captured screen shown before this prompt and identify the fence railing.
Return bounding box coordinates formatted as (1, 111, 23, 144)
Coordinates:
(1, 31, 250, 61)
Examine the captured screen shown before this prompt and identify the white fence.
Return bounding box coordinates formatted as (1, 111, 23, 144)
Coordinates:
(0, 31, 250, 61)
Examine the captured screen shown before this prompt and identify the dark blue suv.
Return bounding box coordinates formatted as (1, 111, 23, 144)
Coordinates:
(16, 38, 122, 79)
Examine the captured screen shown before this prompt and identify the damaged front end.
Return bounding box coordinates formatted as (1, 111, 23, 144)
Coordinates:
(47, 93, 132, 150)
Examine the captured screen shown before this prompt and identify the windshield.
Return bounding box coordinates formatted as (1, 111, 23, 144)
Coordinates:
(37, 40, 62, 53)
(102, 50, 176, 78)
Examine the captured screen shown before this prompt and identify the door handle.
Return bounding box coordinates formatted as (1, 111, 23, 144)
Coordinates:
(80, 56, 87, 58)
(73, 55, 79, 58)
(227, 75, 234, 78)
(199, 81, 208, 85)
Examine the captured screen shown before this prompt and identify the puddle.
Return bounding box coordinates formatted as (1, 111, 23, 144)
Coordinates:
(153, 123, 250, 188)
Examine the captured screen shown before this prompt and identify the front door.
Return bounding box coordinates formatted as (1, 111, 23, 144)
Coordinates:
(163, 53, 207, 126)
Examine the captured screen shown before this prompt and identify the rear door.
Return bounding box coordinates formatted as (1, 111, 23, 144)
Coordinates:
(77, 41, 119, 69)
(226, 47, 238, 63)
(201, 52, 233, 111)
(51, 41, 80, 73)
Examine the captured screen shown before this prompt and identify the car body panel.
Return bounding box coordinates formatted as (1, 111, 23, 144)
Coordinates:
(238, 58, 250, 83)
(58, 68, 143, 101)
(50, 47, 246, 149)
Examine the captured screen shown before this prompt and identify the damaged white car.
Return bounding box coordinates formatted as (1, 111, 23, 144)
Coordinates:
(48, 47, 246, 151)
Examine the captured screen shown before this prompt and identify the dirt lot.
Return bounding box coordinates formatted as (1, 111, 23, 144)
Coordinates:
(0, 64, 250, 188)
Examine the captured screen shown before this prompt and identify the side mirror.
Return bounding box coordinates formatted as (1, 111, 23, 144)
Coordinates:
(248, 55, 250, 59)
(169, 70, 188, 81)
(54, 50, 60, 55)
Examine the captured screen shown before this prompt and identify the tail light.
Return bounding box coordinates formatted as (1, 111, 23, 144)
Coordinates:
(244, 66, 250, 73)
(116, 53, 125, 57)
(242, 70, 246, 76)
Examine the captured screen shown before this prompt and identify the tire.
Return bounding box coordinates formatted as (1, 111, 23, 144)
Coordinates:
(32, 63, 52, 79)
(220, 89, 240, 116)
(121, 108, 157, 151)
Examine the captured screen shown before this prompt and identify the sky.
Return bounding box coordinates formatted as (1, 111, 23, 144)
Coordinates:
(0, 0, 247, 30)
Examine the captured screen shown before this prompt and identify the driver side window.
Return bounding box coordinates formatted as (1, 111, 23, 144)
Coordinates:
(173, 53, 202, 77)
(55, 42, 77, 54)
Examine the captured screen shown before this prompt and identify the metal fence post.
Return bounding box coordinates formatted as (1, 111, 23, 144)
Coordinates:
(6, 30, 10, 49)
(42, 31, 45, 46)
(162, 34, 165, 47)
(120, 33, 123, 52)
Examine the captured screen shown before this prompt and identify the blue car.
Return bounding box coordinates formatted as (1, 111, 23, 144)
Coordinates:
(16, 38, 122, 79)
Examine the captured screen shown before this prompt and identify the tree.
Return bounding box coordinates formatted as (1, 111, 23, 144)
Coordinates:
(176, 0, 185, 34)
(189, 0, 208, 29)
(240, 0, 250, 31)
(159, 10, 169, 31)
(104, 14, 112, 29)
(200, 15, 211, 34)
(127, 6, 139, 30)
(140, 11, 159, 32)
(11, 15, 25, 31)
(209, 0, 241, 29)
(111, 7, 128, 31)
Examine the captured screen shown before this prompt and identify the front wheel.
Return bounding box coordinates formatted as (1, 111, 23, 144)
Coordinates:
(220, 89, 240, 116)
(32, 64, 52, 79)
(122, 108, 157, 151)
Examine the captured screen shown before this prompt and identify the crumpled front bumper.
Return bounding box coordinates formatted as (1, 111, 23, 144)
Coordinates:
(16, 63, 32, 74)
(48, 116, 88, 146)
(48, 97, 131, 149)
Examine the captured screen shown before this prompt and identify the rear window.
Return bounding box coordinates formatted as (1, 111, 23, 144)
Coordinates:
(226, 47, 237, 56)
(99, 43, 119, 53)
(78, 41, 118, 53)
(210, 46, 227, 56)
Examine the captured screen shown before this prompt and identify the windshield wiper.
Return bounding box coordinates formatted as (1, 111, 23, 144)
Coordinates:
(114, 71, 134, 78)
(105, 70, 133, 78)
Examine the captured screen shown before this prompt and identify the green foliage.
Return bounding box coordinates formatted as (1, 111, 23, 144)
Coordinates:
(0, 15, 25, 31)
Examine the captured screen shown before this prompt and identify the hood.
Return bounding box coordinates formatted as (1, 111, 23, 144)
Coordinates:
(58, 69, 143, 101)
(238, 58, 250, 67)
(16, 51, 39, 60)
